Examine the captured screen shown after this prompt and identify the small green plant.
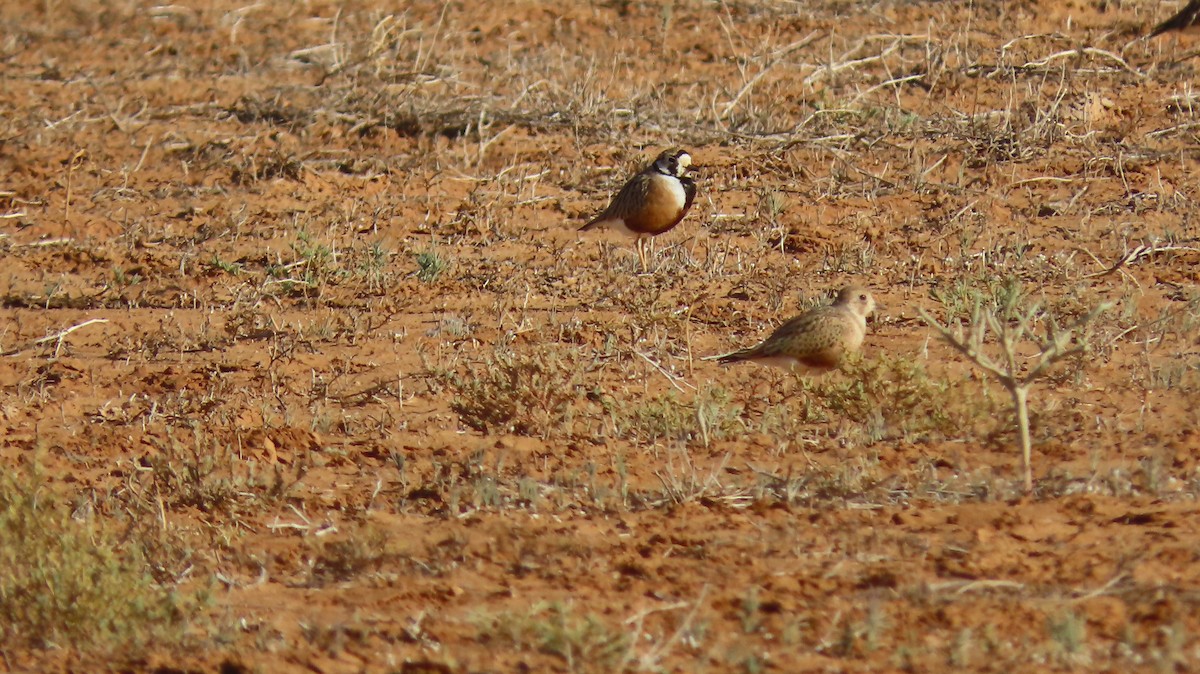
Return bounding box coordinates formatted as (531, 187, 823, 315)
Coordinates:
(1046, 610, 1090, 666)
(0, 464, 188, 652)
(950, 627, 974, 667)
(621, 391, 693, 443)
(803, 353, 970, 442)
(829, 603, 890, 657)
(144, 427, 246, 514)
(360, 240, 390, 291)
(111, 265, 143, 289)
(932, 274, 1023, 321)
(415, 249, 447, 282)
(921, 282, 1111, 493)
(861, 602, 889, 653)
(293, 229, 337, 278)
(1151, 620, 1188, 671)
(739, 586, 763, 634)
(472, 602, 629, 672)
(208, 254, 242, 276)
(758, 189, 788, 223)
(307, 524, 392, 585)
(612, 386, 743, 447)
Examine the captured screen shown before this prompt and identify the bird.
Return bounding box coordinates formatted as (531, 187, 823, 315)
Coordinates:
(1150, 0, 1200, 37)
(707, 285, 876, 371)
(579, 148, 696, 272)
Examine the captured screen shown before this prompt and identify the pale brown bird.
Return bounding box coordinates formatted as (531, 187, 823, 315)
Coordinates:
(579, 148, 696, 271)
(1150, 0, 1200, 37)
(708, 285, 876, 371)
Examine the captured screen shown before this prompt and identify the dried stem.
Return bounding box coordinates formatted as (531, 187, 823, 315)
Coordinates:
(919, 298, 1110, 493)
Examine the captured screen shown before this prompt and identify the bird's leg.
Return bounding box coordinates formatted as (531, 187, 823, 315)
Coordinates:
(637, 238, 648, 273)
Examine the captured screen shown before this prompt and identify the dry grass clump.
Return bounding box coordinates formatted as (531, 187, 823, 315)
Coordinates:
(0, 464, 192, 652)
(445, 344, 596, 437)
(139, 426, 300, 516)
(306, 524, 399, 586)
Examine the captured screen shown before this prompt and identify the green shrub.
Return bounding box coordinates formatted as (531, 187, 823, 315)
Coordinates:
(473, 602, 629, 671)
(616, 386, 744, 447)
(0, 465, 188, 651)
(806, 354, 972, 442)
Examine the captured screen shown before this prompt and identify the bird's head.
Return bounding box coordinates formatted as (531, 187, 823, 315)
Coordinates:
(654, 149, 693, 178)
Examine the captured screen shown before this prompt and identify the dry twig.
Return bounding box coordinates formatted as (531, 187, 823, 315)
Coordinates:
(4, 318, 110, 358)
(920, 298, 1110, 493)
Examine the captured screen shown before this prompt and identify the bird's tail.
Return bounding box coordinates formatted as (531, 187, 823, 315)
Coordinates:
(702, 350, 752, 365)
(579, 217, 607, 232)
(1150, 19, 1179, 37)
(1149, 1, 1200, 37)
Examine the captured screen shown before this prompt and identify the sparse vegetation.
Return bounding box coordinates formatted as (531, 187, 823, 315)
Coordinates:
(921, 282, 1112, 492)
(2, 0, 1199, 671)
(307, 524, 395, 585)
(0, 464, 191, 652)
(445, 344, 595, 436)
(803, 353, 975, 443)
(473, 602, 629, 672)
(607, 385, 744, 447)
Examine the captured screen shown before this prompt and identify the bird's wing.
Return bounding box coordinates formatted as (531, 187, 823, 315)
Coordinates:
(768, 311, 834, 353)
(580, 173, 652, 230)
(717, 310, 823, 362)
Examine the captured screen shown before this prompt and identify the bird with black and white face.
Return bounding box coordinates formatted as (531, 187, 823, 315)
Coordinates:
(707, 286, 877, 372)
(578, 148, 697, 272)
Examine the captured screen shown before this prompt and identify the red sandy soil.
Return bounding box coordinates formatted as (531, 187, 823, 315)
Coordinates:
(2, 0, 1200, 672)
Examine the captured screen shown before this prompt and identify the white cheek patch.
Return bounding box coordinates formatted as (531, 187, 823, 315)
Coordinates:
(676, 153, 692, 175)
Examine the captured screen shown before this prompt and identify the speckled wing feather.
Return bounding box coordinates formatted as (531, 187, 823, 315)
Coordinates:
(1151, 0, 1200, 37)
(579, 173, 653, 231)
(718, 306, 851, 368)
